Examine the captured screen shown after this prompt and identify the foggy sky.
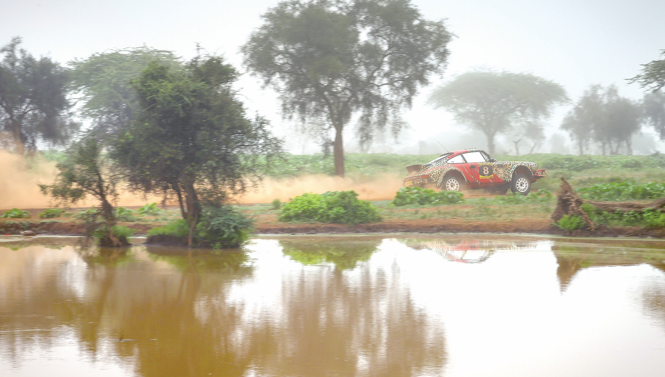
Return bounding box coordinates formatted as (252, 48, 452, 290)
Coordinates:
(3, 0, 665, 154)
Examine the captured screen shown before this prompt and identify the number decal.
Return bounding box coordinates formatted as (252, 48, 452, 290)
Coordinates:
(479, 164, 494, 179)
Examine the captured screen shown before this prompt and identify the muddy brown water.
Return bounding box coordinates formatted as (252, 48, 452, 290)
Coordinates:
(1, 235, 665, 377)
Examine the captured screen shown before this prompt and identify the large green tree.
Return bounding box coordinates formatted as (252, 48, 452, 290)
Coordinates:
(428, 71, 568, 154)
(242, 0, 451, 176)
(113, 55, 283, 245)
(630, 50, 665, 92)
(0, 37, 77, 154)
(68, 47, 179, 137)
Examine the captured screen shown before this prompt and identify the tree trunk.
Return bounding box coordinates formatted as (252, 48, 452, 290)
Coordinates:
(333, 126, 345, 177)
(486, 133, 496, 155)
(184, 183, 201, 248)
(513, 138, 523, 156)
(626, 137, 633, 155)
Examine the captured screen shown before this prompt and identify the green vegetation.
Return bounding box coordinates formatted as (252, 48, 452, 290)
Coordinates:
(1, 208, 31, 218)
(581, 203, 665, 228)
(271, 199, 281, 210)
(138, 203, 162, 215)
(38, 208, 72, 218)
(391, 187, 464, 207)
(148, 205, 253, 248)
(196, 205, 254, 248)
(555, 215, 586, 231)
(279, 191, 382, 225)
(578, 182, 665, 201)
(93, 225, 135, 243)
(147, 219, 189, 238)
(492, 190, 553, 205)
(115, 207, 138, 222)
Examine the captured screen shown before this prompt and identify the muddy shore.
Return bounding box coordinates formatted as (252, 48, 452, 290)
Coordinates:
(2, 217, 665, 239)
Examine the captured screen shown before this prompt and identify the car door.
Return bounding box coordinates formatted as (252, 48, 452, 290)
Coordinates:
(462, 151, 493, 186)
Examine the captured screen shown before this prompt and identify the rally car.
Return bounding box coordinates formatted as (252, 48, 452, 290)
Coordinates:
(402, 148, 546, 195)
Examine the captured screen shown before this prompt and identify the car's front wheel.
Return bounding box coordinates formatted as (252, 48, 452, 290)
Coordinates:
(511, 174, 531, 195)
(442, 175, 463, 192)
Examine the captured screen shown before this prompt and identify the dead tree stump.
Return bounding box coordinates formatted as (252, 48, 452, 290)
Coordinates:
(552, 178, 665, 231)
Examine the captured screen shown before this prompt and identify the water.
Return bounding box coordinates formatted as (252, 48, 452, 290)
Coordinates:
(1, 235, 665, 377)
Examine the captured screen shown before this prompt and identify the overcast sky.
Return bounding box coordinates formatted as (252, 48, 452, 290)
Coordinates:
(3, 0, 665, 154)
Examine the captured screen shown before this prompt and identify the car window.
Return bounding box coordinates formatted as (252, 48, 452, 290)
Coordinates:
(425, 153, 452, 165)
(481, 151, 493, 161)
(447, 155, 465, 164)
(463, 152, 486, 163)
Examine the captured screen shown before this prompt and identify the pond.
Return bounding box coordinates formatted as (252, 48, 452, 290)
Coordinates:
(1, 235, 665, 376)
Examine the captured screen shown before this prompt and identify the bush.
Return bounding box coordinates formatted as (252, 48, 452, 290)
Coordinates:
(147, 219, 190, 238)
(196, 205, 254, 248)
(279, 191, 382, 225)
(93, 225, 135, 247)
(271, 199, 282, 210)
(555, 215, 585, 231)
(390, 187, 464, 207)
(581, 203, 665, 228)
(138, 202, 162, 215)
(76, 208, 99, 220)
(147, 206, 254, 248)
(1, 208, 31, 218)
(578, 182, 665, 201)
(115, 207, 138, 222)
(39, 208, 69, 219)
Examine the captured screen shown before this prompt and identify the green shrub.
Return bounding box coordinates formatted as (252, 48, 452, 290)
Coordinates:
(39, 208, 67, 219)
(196, 205, 254, 248)
(279, 191, 382, 225)
(578, 182, 665, 201)
(642, 209, 665, 228)
(147, 219, 190, 238)
(1, 208, 31, 218)
(93, 225, 135, 246)
(115, 207, 138, 222)
(390, 187, 464, 207)
(271, 199, 282, 210)
(555, 215, 585, 231)
(138, 202, 162, 215)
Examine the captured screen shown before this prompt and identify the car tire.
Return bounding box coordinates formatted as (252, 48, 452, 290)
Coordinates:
(511, 174, 531, 195)
(442, 175, 463, 192)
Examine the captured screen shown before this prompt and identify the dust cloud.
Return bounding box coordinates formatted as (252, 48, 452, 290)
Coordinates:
(0, 150, 404, 210)
(0, 150, 160, 210)
(237, 173, 404, 203)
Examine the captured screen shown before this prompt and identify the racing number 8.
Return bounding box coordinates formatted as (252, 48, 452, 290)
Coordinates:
(481, 166, 491, 176)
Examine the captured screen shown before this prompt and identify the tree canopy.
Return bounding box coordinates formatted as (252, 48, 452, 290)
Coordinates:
(68, 47, 180, 137)
(629, 50, 665, 92)
(0, 37, 77, 154)
(113, 55, 283, 245)
(428, 71, 568, 154)
(561, 84, 642, 155)
(242, 0, 451, 176)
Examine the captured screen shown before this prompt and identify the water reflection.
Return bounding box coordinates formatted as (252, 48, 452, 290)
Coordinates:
(2, 236, 665, 376)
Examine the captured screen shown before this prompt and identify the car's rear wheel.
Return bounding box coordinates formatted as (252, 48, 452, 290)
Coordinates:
(511, 174, 531, 195)
(442, 175, 463, 192)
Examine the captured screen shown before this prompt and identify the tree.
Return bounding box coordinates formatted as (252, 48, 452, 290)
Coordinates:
(0, 37, 77, 154)
(40, 133, 128, 246)
(68, 47, 180, 138)
(643, 91, 665, 140)
(113, 55, 283, 246)
(629, 50, 665, 92)
(562, 84, 642, 155)
(428, 71, 568, 154)
(242, 0, 451, 177)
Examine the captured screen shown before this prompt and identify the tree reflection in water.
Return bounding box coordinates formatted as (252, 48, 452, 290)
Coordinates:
(0, 240, 447, 377)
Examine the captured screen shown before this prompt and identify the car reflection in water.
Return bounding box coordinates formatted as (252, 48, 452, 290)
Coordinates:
(408, 239, 538, 264)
